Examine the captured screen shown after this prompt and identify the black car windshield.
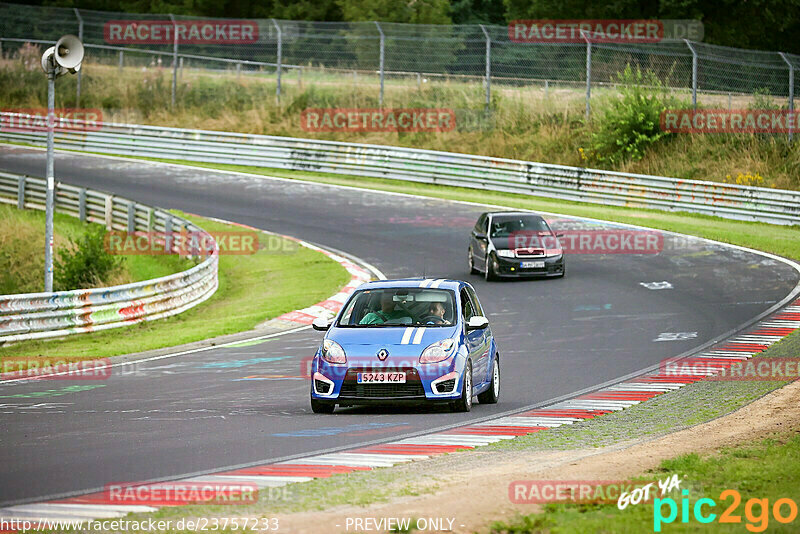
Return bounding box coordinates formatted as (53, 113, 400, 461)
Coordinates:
(337, 288, 456, 327)
(490, 215, 550, 238)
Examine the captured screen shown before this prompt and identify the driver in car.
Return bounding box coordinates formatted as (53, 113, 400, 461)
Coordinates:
(423, 301, 449, 325)
(359, 292, 412, 325)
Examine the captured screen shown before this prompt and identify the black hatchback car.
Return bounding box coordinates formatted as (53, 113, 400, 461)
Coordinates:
(468, 211, 565, 280)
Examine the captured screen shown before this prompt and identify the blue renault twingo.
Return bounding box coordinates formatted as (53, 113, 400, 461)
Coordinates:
(310, 279, 500, 413)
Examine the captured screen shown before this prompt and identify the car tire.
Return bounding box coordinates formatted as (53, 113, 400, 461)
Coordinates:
(477, 354, 500, 404)
(555, 260, 566, 278)
(469, 247, 479, 275)
(484, 254, 498, 281)
(451, 361, 473, 412)
(311, 398, 335, 414)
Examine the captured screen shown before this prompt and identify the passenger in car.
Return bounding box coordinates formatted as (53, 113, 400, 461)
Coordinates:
(359, 292, 412, 325)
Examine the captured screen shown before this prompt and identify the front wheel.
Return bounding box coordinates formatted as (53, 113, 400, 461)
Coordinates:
(484, 254, 498, 281)
(468, 247, 479, 275)
(311, 398, 335, 414)
(451, 361, 473, 412)
(477, 355, 500, 404)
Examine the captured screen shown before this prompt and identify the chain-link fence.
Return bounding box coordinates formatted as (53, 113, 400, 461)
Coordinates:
(0, 2, 797, 134)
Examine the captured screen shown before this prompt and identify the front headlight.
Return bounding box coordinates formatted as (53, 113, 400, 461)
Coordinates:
(420, 338, 456, 364)
(321, 339, 346, 364)
(496, 249, 515, 259)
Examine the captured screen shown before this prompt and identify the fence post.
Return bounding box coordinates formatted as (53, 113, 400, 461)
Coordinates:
(375, 21, 385, 108)
(17, 176, 25, 209)
(298, 66, 303, 88)
(127, 201, 136, 233)
(104, 195, 113, 230)
(779, 52, 794, 142)
(179, 56, 184, 79)
(164, 215, 173, 252)
(271, 19, 282, 100)
(169, 14, 178, 108)
(78, 188, 86, 222)
(685, 39, 698, 111)
(236, 62, 241, 81)
(74, 8, 83, 106)
(582, 31, 591, 121)
(118, 50, 124, 72)
(479, 24, 491, 112)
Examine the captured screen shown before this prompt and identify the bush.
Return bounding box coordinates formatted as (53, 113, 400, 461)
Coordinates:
(54, 224, 122, 291)
(590, 65, 678, 164)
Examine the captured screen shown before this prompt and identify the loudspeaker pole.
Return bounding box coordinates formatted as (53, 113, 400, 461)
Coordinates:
(45, 68, 55, 291)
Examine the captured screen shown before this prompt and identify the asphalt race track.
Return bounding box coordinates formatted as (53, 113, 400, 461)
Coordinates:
(1, 145, 798, 505)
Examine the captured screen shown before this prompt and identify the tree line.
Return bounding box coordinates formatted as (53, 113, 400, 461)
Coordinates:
(17, 0, 800, 53)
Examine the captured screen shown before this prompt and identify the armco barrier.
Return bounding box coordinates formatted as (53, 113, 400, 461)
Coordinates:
(0, 171, 218, 343)
(1, 112, 798, 225)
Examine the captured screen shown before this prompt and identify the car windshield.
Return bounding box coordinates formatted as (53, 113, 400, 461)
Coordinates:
(490, 215, 550, 238)
(337, 288, 456, 327)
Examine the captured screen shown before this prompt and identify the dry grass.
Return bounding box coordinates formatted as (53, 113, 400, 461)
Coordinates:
(1, 56, 798, 190)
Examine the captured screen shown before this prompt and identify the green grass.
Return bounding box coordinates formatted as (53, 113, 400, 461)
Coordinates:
(491, 433, 800, 533)
(0, 211, 350, 360)
(0, 203, 188, 294)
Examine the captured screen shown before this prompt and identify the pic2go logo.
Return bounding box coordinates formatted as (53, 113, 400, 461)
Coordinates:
(654, 489, 798, 532)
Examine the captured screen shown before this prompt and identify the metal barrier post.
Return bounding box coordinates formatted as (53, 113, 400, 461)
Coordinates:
(127, 201, 136, 233)
(118, 50, 123, 72)
(271, 19, 282, 100)
(479, 24, 491, 112)
(74, 8, 83, 106)
(17, 175, 25, 209)
(685, 39, 698, 111)
(779, 52, 794, 142)
(375, 22, 385, 108)
(104, 195, 113, 230)
(78, 188, 86, 222)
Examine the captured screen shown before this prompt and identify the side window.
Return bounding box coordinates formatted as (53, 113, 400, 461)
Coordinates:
(465, 286, 483, 316)
(481, 215, 489, 234)
(460, 289, 474, 321)
(473, 214, 486, 234)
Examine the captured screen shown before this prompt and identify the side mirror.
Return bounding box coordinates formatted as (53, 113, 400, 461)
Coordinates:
(466, 316, 489, 331)
(312, 317, 331, 331)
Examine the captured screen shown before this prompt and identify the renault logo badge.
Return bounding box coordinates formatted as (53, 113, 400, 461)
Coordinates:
(377, 349, 389, 360)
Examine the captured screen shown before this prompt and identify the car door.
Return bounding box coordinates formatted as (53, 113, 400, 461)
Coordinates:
(460, 288, 484, 387)
(465, 285, 491, 385)
(470, 213, 489, 270)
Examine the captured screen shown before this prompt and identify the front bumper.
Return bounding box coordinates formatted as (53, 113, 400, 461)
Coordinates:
(494, 254, 564, 277)
(311, 358, 464, 404)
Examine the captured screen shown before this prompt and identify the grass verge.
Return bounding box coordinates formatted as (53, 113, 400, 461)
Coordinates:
(0, 203, 189, 294)
(491, 433, 800, 533)
(0, 211, 350, 360)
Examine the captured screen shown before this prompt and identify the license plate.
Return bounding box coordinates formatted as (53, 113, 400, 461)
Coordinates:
(521, 261, 545, 268)
(357, 372, 406, 384)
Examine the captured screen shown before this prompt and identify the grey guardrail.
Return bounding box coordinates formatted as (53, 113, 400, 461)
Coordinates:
(0, 171, 218, 343)
(1, 112, 799, 225)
